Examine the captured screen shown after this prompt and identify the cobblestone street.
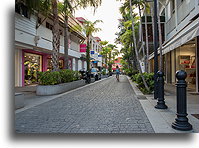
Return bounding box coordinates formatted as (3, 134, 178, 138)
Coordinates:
(15, 75, 154, 133)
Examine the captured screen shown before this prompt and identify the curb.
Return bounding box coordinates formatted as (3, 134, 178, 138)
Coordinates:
(126, 76, 178, 133)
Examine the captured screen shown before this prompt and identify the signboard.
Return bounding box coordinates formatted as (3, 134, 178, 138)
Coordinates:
(139, 60, 145, 73)
(80, 44, 86, 52)
(94, 53, 98, 59)
(92, 61, 98, 63)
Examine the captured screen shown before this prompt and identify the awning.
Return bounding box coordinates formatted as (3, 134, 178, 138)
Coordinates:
(149, 17, 199, 60)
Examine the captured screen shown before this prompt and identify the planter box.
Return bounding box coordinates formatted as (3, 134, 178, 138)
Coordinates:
(36, 79, 86, 96)
(15, 93, 24, 109)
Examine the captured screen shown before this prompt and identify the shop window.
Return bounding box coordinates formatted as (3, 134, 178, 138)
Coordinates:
(24, 53, 42, 85)
(177, 46, 196, 87)
(47, 59, 64, 71)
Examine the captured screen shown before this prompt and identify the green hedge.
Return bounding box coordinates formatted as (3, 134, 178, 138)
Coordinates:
(38, 69, 81, 85)
(123, 68, 139, 77)
(132, 72, 154, 94)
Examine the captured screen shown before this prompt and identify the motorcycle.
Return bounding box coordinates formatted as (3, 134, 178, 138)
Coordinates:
(79, 69, 91, 84)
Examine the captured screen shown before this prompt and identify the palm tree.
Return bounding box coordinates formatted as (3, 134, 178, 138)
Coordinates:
(129, 0, 150, 91)
(144, 2, 150, 72)
(99, 41, 109, 68)
(58, 1, 76, 69)
(58, 0, 102, 69)
(107, 44, 118, 72)
(83, 20, 102, 71)
(51, 0, 60, 71)
(137, 0, 146, 65)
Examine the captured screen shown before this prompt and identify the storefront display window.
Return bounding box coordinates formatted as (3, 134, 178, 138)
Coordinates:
(176, 44, 196, 89)
(24, 52, 42, 85)
(47, 59, 64, 71)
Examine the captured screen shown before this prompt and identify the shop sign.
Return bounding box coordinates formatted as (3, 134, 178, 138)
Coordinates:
(80, 44, 86, 52)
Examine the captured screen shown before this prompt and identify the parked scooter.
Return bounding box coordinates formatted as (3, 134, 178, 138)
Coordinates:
(79, 69, 91, 84)
(85, 70, 91, 84)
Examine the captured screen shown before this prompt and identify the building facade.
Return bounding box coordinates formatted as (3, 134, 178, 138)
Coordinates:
(76, 17, 103, 71)
(148, 0, 199, 93)
(15, 2, 87, 87)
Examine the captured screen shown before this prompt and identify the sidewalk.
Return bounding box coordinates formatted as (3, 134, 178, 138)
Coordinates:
(127, 76, 199, 133)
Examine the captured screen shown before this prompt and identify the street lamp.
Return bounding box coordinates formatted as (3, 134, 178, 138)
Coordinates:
(152, 0, 159, 100)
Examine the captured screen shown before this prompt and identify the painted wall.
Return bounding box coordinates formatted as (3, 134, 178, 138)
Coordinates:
(78, 60, 82, 71)
(72, 58, 76, 71)
(171, 49, 176, 83)
(84, 61, 87, 70)
(15, 49, 22, 87)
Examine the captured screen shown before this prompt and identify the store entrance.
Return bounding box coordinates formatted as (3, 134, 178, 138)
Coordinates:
(24, 52, 42, 85)
(176, 42, 196, 91)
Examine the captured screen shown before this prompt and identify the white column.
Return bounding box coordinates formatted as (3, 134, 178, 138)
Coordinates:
(15, 49, 22, 87)
(78, 60, 82, 71)
(72, 58, 76, 71)
(84, 61, 87, 71)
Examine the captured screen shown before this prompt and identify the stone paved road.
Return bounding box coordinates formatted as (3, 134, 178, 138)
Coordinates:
(15, 75, 154, 133)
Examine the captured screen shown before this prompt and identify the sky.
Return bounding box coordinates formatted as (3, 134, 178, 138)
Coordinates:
(74, 0, 123, 50)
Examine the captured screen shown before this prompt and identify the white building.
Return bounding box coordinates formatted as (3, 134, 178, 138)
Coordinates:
(90, 36, 103, 69)
(76, 17, 103, 70)
(15, 1, 86, 87)
(148, 0, 199, 92)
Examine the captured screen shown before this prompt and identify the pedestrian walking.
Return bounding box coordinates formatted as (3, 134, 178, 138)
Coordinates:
(116, 65, 120, 82)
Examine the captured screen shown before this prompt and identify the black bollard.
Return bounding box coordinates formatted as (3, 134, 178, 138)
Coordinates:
(155, 71, 168, 109)
(172, 70, 192, 131)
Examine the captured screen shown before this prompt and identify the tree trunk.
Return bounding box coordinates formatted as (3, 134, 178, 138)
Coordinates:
(108, 51, 111, 72)
(144, 4, 149, 73)
(105, 54, 108, 69)
(129, 0, 150, 91)
(150, 6, 155, 49)
(64, 14, 69, 69)
(138, 4, 146, 61)
(51, 0, 60, 72)
(86, 36, 90, 71)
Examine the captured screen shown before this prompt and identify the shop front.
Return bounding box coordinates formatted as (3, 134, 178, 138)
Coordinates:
(22, 50, 69, 86)
(164, 38, 198, 92)
(46, 58, 64, 71)
(176, 44, 196, 90)
(23, 51, 43, 86)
